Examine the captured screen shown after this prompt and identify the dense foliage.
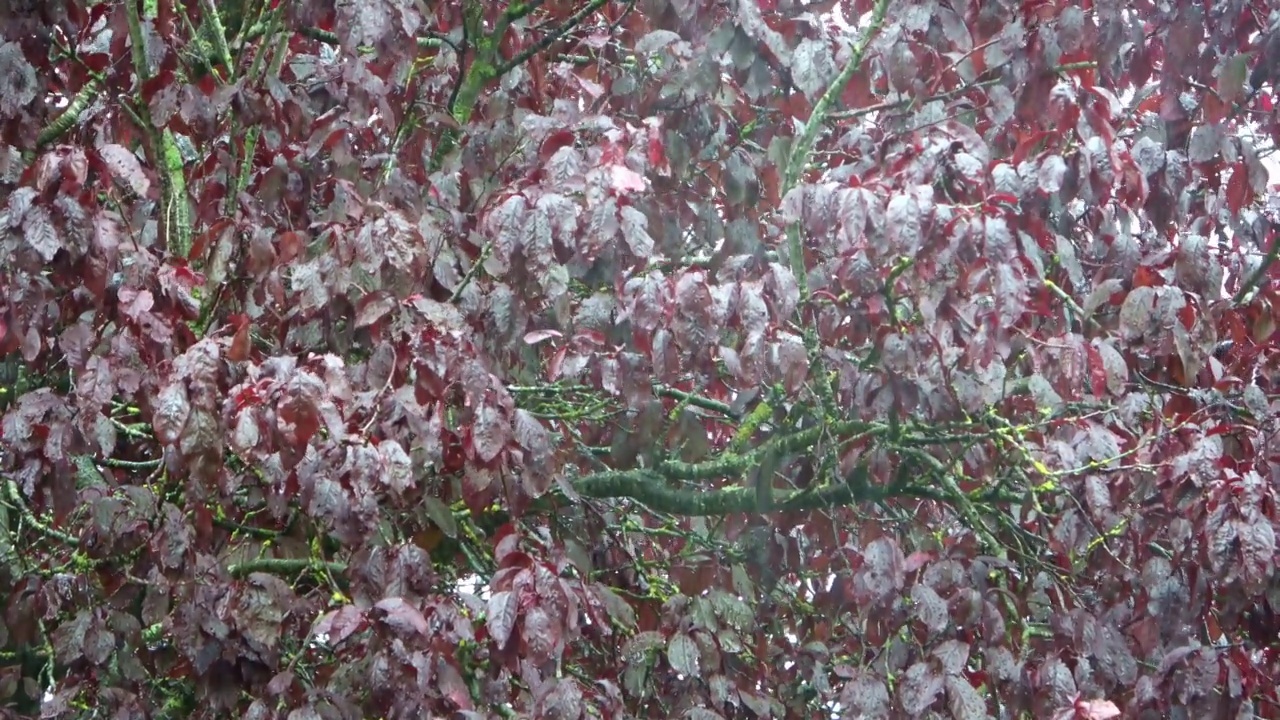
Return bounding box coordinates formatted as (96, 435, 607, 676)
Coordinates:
(3, 0, 1280, 717)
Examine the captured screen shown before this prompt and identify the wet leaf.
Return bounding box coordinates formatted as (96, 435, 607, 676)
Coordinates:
(667, 632, 701, 677)
(472, 400, 510, 463)
(487, 590, 519, 649)
(898, 661, 944, 715)
(373, 597, 430, 637)
(99, 144, 150, 197)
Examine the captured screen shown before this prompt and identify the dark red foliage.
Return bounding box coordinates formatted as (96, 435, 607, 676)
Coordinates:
(2, 0, 1280, 718)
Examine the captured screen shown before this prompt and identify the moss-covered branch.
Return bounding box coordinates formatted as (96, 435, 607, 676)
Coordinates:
(566, 450, 1014, 516)
(558, 411, 1022, 516)
(781, 0, 890, 295)
(567, 466, 891, 516)
(228, 557, 347, 580)
(123, 0, 192, 258)
(782, 0, 891, 194)
(35, 76, 102, 150)
(429, 0, 610, 171)
(3, 479, 78, 546)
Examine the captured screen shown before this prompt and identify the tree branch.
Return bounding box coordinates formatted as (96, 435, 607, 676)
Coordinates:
(567, 452, 1015, 516)
(228, 557, 347, 580)
(495, 0, 611, 77)
(3, 479, 78, 546)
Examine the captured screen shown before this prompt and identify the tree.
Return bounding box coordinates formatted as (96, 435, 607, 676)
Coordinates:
(1, 0, 1278, 717)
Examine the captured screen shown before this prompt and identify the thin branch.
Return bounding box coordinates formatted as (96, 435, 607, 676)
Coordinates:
(4, 479, 78, 546)
(782, 0, 890, 195)
(449, 240, 493, 303)
(495, 0, 610, 77)
(828, 77, 1002, 121)
(296, 26, 458, 52)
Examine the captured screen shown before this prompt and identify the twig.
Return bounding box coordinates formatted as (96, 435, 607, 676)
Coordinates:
(828, 77, 1002, 120)
(495, 0, 611, 77)
(3, 479, 78, 546)
(448, 240, 493, 303)
(1234, 233, 1280, 304)
(295, 26, 457, 52)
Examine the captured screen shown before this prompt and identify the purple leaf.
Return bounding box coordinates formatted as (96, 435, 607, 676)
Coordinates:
(931, 639, 971, 675)
(898, 661, 944, 715)
(910, 584, 949, 635)
(472, 400, 510, 463)
(487, 590, 518, 649)
(944, 675, 988, 720)
(377, 439, 414, 494)
(151, 381, 191, 445)
(839, 671, 890, 716)
(312, 606, 368, 647)
(886, 192, 921, 254)
(22, 204, 58, 261)
(619, 205, 654, 257)
(1037, 154, 1067, 193)
(373, 597, 430, 637)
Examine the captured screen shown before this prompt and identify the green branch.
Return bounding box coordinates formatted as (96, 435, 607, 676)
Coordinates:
(769, 0, 890, 417)
(228, 557, 347, 580)
(430, 0, 609, 171)
(293, 26, 454, 51)
(3, 479, 78, 546)
(1235, 235, 1280, 304)
(197, 0, 234, 76)
(35, 76, 102, 149)
(505, 0, 548, 20)
(781, 0, 890, 295)
(567, 452, 992, 516)
(782, 0, 890, 192)
(654, 385, 738, 419)
(568, 467, 878, 516)
(124, 0, 192, 258)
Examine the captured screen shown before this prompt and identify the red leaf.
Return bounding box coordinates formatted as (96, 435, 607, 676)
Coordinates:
(276, 230, 304, 264)
(1075, 698, 1122, 720)
(539, 129, 577, 162)
(647, 124, 666, 169)
(1226, 160, 1252, 214)
(228, 320, 251, 362)
(1085, 343, 1107, 396)
(435, 658, 473, 710)
(1203, 92, 1230, 123)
